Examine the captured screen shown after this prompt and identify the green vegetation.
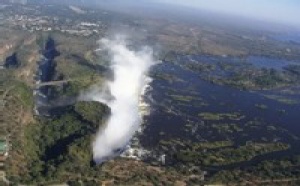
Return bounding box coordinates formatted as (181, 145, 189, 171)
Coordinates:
(191, 141, 233, 150)
(185, 63, 216, 72)
(212, 123, 243, 133)
(7, 101, 109, 184)
(169, 94, 200, 102)
(74, 101, 110, 125)
(62, 77, 101, 97)
(264, 95, 300, 105)
(178, 57, 300, 91)
(254, 69, 284, 87)
(13, 82, 33, 108)
(153, 73, 183, 84)
(175, 142, 290, 166)
(209, 155, 300, 184)
(199, 112, 245, 121)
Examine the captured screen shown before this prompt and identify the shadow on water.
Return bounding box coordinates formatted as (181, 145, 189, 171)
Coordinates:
(35, 37, 61, 115)
(42, 37, 60, 59)
(4, 53, 19, 69)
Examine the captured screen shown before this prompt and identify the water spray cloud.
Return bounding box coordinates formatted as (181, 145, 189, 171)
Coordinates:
(92, 35, 157, 163)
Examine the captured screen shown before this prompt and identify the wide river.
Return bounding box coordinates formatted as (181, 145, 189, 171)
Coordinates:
(140, 55, 300, 169)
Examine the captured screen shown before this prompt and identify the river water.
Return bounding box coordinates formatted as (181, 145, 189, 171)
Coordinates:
(139, 55, 300, 169)
(34, 38, 59, 116)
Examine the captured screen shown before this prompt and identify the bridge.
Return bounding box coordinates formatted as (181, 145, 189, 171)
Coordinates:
(35, 80, 72, 88)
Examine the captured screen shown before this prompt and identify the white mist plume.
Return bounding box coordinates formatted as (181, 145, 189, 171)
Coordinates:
(92, 35, 157, 163)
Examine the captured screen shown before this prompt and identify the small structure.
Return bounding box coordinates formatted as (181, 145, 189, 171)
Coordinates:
(0, 138, 8, 166)
(0, 140, 7, 155)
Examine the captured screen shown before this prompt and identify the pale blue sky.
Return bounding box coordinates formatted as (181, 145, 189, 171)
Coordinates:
(155, 0, 300, 26)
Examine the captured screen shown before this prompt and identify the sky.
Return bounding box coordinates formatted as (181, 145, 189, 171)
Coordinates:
(156, 0, 300, 26)
(38, 0, 299, 27)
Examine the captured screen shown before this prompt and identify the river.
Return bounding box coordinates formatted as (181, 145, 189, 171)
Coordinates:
(139, 55, 300, 170)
